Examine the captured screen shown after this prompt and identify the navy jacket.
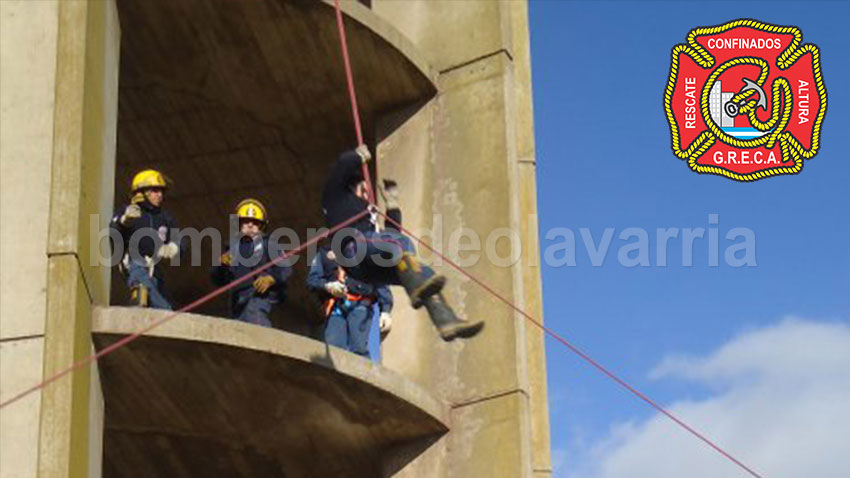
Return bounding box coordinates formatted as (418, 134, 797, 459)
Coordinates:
(306, 247, 392, 313)
(321, 150, 375, 235)
(211, 235, 293, 306)
(110, 201, 181, 278)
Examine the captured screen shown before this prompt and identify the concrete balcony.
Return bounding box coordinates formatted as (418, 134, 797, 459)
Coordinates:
(92, 307, 448, 477)
(99, 3, 445, 475)
(112, 0, 438, 324)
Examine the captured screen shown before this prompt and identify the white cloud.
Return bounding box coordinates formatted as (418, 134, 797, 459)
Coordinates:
(569, 318, 850, 478)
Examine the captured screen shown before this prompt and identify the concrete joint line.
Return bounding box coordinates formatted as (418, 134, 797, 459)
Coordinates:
(438, 48, 514, 76)
(47, 251, 94, 304)
(0, 334, 46, 344)
(450, 387, 530, 410)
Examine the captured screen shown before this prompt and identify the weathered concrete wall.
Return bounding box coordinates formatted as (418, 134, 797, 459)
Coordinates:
(508, 2, 553, 475)
(0, 1, 59, 476)
(0, 1, 118, 477)
(373, 1, 551, 477)
(38, 0, 119, 475)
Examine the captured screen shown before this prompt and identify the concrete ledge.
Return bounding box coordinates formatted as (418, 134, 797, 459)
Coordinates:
(92, 306, 448, 477)
(322, 0, 438, 86)
(115, 0, 437, 139)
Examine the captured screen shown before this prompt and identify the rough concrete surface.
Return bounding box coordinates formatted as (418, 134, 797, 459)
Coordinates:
(92, 307, 448, 477)
(1, 1, 551, 476)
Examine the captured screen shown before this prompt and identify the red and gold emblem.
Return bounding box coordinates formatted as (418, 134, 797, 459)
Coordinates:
(664, 20, 827, 181)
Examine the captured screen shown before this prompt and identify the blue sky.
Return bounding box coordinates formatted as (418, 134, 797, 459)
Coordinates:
(528, 1, 850, 476)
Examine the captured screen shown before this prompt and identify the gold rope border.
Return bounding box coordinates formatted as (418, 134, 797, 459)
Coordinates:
(663, 19, 828, 182)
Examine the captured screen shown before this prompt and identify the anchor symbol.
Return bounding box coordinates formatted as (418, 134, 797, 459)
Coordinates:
(723, 78, 767, 117)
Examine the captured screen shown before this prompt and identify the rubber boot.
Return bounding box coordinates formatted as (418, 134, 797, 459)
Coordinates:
(396, 253, 445, 309)
(129, 283, 149, 307)
(423, 293, 484, 341)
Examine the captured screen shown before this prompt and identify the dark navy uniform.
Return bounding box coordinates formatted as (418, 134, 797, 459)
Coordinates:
(110, 201, 179, 309)
(307, 246, 392, 357)
(320, 149, 484, 342)
(210, 235, 292, 328)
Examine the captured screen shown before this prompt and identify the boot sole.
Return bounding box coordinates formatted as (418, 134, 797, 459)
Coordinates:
(410, 275, 446, 309)
(439, 321, 485, 342)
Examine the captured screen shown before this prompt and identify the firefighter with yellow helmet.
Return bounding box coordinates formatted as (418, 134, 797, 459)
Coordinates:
(110, 169, 181, 309)
(210, 198, 292, 327)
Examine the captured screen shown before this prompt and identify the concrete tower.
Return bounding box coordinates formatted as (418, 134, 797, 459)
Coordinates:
(0, 1, 551, 476)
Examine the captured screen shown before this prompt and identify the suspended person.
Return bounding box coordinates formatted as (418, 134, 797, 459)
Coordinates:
(307, 244, 392, 358)
(321, 146, 484, 341)
(110, 169, 181, 309)
(210, 199, 292, 328)
(306, 179, 402, 357)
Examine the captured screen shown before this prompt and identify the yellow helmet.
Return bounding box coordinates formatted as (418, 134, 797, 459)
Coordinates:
(131, 169, 168, 193)
(235, 198, 268, 224)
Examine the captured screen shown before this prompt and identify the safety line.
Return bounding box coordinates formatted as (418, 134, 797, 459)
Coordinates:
(0, 210, 370, 410)
(332, 6, 761, 474)
(377, 210, 765, 478)
(333, 0, 375, 205)
(3, 6, 764, 478)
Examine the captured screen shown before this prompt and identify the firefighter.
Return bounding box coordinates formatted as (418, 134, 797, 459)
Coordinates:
(321, 147, 484, 341)
(110, 169, 181, 310)
(210, 199, 292, 328)
(307, 245, 392, 358)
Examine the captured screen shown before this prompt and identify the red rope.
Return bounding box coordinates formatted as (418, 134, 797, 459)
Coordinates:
(331, 8, 762, 473)
(333, 0, 363, 145)
(377, 210, 765, 478)
(0, 210, 370, 410)
(1, 6, 765, 478)
(333, 0, 375, 205)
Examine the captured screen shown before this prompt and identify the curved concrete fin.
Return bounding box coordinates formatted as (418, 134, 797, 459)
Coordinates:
(92, 306, 448, 477)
